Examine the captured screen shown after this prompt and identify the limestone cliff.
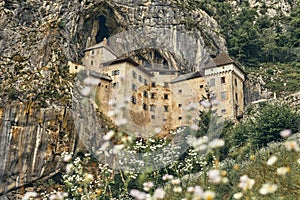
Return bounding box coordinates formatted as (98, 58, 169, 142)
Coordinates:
(0, 0, 226, 197)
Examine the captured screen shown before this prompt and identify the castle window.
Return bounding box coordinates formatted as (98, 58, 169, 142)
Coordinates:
(111, 82, 119, 88)
(163, 119, 167, 122)
(164, 105, 169, 112)
(112, 70, 120, 75)
(138, 75, 143, 82)
(221, 109, 226, 114)
(209, 78, 215, 86)
(221, 91, 226, 100)
(164, 94, 169, 100)
(91, 50, 95, 55)
(151, 115, 155, 119)
(151, 93, 156, 99)
(132, 71, 137, 79)
(164, 82, 169, 88)
(131, 96, 137, 104)
(144, 79, 148, 85)
(143, 103, 148, 110)
(75, 66, 78, 70)
(235, 78, 238, 86)
(150, 105, 156, 111)
(178, 90, 182, 93)
(178, 104, 182, 107)
(178, 117, 182, 120)
(200, 85, 204, 88)
(143, 91, 148, 98)
(151, 82, 156, 87)
(132, 83, 137, 91)
(236, 93, 238, 101)
(91, 60, 94, 65)
(221, 77, 226, 84)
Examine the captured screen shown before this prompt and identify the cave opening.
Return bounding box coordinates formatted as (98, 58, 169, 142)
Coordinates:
(96, 15, 109, 43)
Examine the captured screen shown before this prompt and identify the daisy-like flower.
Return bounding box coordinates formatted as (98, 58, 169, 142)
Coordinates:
(203, 190, 216, 200)
(173, 186, 182, 193)
(280, 129, 291, 138)
(153, 188, 165, 199)
(130, 189, 147, 200)
(66, 163, 74, 173)
(22, 192, 38, 200)
(277, 167, 290, 175)
(143, 181, 154, 192)
(233, 192, 243, 199)
(285, 141, 300, 152)
(171, 179, 181, 185)
(84, 173, 94, 183)
(208, 169, 221, 184)
(103, 130, 114, 141)
(259, 183, 277, 195)
(238, 175, 255, 191)
(267, 156, 278, 166)
(162, 174, 174, 181)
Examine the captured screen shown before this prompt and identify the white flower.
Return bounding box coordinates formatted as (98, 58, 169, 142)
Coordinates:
(130, 189, 147, 200)
(80, 86, 92, 96)
(193, 186, 204, 199)
(103, 130, 115, 140)
(238, 175, 255, 191)
(22, 192, 38, 200)
(66, 163, 74, 173)
(233, 192, 243, 199)
(143, 181, 154, 191)
(208, 139, 225, 148)
(49, 192, 68, 200)
(153, 188, 165, 199)
(84, 173, 94, 183)
(162, 174, 174, 181)
(83, 77, 100, 85)
(187, 187, 194, 192)
(63, 154, 72, 162)
(208, 169, 221, 184)
(267, 156, 277, 166)
(285, 141, 300, 151)
(171, 179, 180, 185)
(277, 167, 290, 175)
(280, 129, 291, 138)
(259, 183, 277, 195)
(203, 190, 216, 200)
(112, 144, 124, 154)
(173, 186, 182, 193)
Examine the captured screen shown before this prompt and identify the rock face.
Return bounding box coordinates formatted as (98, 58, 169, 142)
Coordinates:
(0, 103, 76, 197)
(0, 0, 226, 197)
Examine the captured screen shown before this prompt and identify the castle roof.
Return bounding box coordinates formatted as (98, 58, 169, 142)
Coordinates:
(170, 71, 203, 83)
(83, 39, 118, 57)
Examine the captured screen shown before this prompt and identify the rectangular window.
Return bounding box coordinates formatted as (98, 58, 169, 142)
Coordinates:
(143, 103, 148, 110)
(178, 104, 182, 107)
(132, 83, 137, 91)
(151, 82, 156, 87)
(200, 85, 204, 88)
(163, 119, 167, 122)
(131, 96, 136, 104)
(151, 115, 155, 119)
(178, 90, 182, 93)
(151, 93, 156, 99)
(164, 105, 169, 112)
(164, 94, 169, 100)
(144, 79, 148, 85)
(235, 78, 238, 86)
(221, 91, 226, 100)
(221, 77, 226, 84)
(91, 60, 93, 65)
(132, 71, 137, 79)
(209, 78, 215, 86)
(150, 105, 156, 111)
(178, 117, 182, 120)
(164, 82, 169, 88)
(111, 82, 119, 88)
(91, 50, 95, 55)
(221, 109, 226, 114)
(143, 91, 148, 98)
(236, 93, 238, 101)
(75, 66, 78, 70)
(138, 75, 143, 82)
(112, 70, 120, 75)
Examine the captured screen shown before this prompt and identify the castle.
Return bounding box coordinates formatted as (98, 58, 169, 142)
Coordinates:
(69, 39, 246, 135)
